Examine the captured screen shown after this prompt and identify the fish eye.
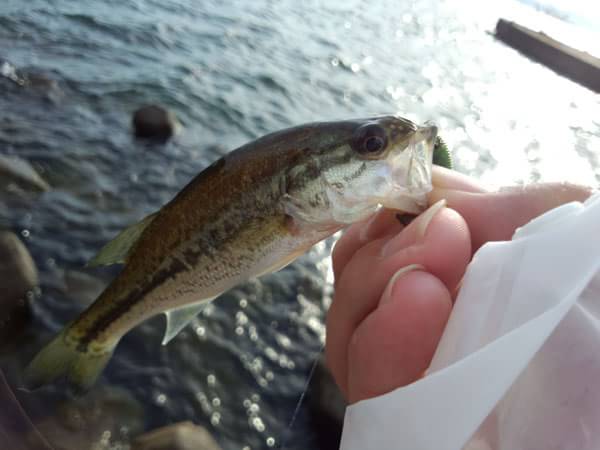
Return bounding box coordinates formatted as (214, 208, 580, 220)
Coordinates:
(351, 124, 388, 155)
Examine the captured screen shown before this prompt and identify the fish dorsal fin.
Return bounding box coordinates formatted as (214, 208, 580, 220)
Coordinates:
(88, 212, 158, 267)
(162, 296, 217, 345)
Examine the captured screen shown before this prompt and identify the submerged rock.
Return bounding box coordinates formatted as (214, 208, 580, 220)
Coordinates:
(24, 72, 63, 104)
(132, 105, 179, 141)
(0, 155, 50, 193)
(1, 60, 61, 97)
(0, 370, 54, 450)
(25, 73, 60, 92)
(307, 355, 346, 450)
(132, 421, 222, 450)
(0, 231, 38, 346)
(33, 386, 145, 450)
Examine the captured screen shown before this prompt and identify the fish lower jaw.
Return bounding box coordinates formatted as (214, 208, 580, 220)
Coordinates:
(379, 193, 428, 214)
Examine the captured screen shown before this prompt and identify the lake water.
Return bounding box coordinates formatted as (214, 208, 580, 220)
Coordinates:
(1, 0, 599, 449)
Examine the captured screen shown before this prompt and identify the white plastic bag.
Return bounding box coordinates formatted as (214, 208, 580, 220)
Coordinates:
(340, 191, 600, 450)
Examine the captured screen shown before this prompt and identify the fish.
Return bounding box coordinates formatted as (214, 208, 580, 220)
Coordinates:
(24, 115, 438, 391)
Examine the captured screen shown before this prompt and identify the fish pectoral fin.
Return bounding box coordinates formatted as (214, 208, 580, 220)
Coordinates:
(162, 297, 217, 346)
(88, 212, 158, 267)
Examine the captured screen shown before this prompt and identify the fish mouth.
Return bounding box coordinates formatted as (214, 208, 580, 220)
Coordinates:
(380, 123, 437, 214)
(408, 124, 437, 193)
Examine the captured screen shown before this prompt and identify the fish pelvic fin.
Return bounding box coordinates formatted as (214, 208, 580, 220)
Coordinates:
(24, 329, 116, 393)
(87, 212, 158, 267)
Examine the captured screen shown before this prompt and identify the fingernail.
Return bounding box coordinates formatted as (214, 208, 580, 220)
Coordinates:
(380, 264, 425, 304)
(359, 208, 405, 243)
(359, 210, 382, 242)
(416, 198, 446, 239)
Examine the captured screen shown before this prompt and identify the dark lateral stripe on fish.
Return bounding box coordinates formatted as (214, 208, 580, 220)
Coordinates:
(78, 211, 279, 351)
(77, 257, 189, 350)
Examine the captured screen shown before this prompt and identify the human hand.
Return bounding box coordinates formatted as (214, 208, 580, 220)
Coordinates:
(326, 166, 594, 403)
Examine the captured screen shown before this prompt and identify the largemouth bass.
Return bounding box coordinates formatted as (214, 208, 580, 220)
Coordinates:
(25, 116, 438, 391)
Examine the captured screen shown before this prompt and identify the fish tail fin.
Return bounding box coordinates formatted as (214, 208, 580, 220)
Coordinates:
(24, 328, 116, 392)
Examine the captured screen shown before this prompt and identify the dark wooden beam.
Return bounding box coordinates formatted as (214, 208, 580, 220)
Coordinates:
(495, 19, 600, 93)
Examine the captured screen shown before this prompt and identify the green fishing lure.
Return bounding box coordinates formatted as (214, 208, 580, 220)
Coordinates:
(433, 136, 452, 169)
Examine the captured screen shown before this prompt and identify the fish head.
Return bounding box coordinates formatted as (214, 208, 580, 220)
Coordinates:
(283, 115, 437, 230)
(313, 115, 437, 225)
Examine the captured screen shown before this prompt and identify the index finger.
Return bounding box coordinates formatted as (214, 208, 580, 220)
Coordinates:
(430, 182, 594, 251)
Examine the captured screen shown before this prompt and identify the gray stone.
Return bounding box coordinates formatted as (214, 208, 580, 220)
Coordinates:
(307, 355, 347, 450)
(132, 105, 179, 141)
(132, 421, 222, 450)
(0, 231, 38, 344)
(0, 155, 50, 193)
